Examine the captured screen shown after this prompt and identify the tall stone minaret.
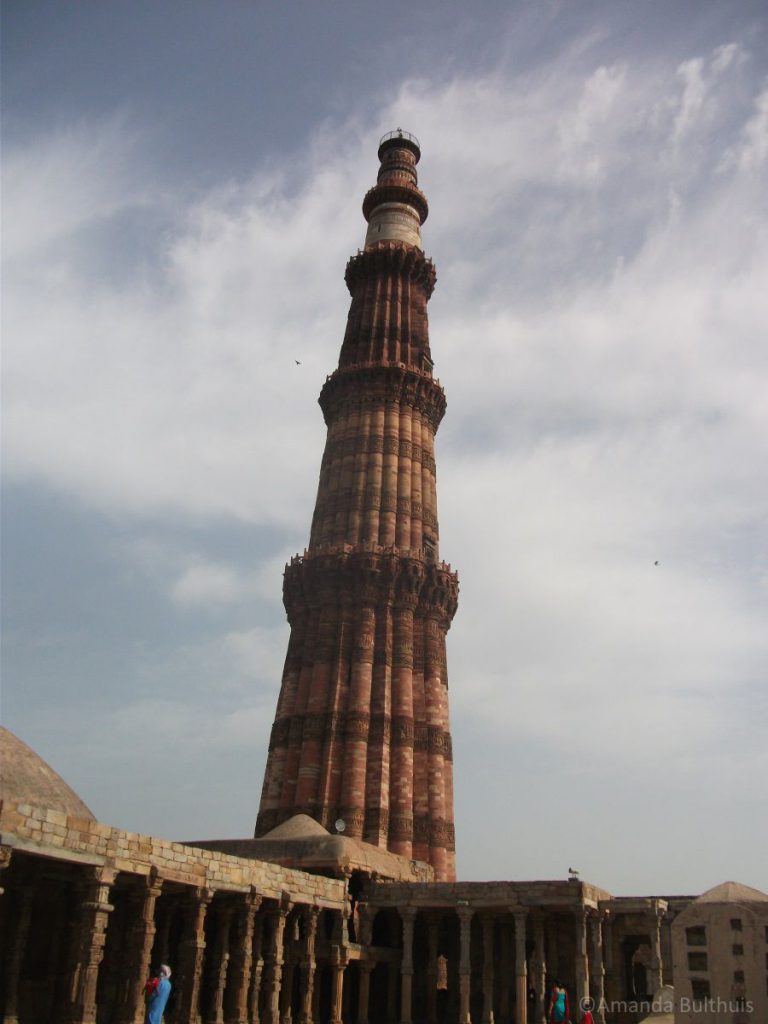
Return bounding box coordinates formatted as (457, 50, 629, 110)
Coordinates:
(255, 131, 459, 881)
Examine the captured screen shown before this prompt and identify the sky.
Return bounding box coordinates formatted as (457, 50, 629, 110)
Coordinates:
(3, 0, 767, 896)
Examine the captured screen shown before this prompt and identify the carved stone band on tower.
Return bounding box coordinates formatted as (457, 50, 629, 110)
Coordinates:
(255, 131, 460, 881)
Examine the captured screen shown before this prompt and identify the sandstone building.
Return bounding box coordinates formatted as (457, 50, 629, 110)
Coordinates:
(671, 882, 768, 1024)
(1, 133, 765, 1024)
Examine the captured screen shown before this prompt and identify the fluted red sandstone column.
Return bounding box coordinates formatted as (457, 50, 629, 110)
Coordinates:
(256, 131, 459, 879)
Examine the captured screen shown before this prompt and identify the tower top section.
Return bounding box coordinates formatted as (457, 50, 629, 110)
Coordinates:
(378, 128, 421, 162)
(363, 128, 428, 250)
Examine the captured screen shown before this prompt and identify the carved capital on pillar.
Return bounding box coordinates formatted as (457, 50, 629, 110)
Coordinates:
(80, 864, 118, 906)
(280, 890, 294, 913)
(245, 886, 265, 912)
(456, 903, 474, 925)
(649, 903, 666, 927)
(330, 943, 350, 969)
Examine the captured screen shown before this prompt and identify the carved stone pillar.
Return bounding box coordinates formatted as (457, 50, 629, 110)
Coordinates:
(399, 907, 417, 1024)
(0, 845, 12, 896)
(3, 883, 34, 1024)
(602, 913, 615, 1007)
(67, 866, 117, 1024)
(358, 961, 373, 1024)
(589, 912, 606, 1024)
(281, 912, 300, 1024)
(573, 907, 589, 1011)
(207, 902, 234, 1024)
(299, 906, 320, 1024)
(482, 915, 495, 1024)
(458, 905, 474, 1024)
(513, 910, 528, 1024)
(648, 906, 664, 995)
(498, 922, 511, 1024)
(387, 957, 398, 1024)
(358, 902, 374, 948)
(426, 913, 440, 1024)
(532, 914, 546, 1024)
(117, 869, 163, 1024)
(330, 946, 349, 1024)
(281, 958, 297, 1024)
(250, 909, 267, 1024)
(545, 919, 558, 986)
(356, 899, 374, 1024)
(176, 887, 214, 1024)
(224, 889, 262, 1024)
(264, 903, 290, 1024)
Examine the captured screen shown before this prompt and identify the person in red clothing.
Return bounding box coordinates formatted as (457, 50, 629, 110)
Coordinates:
(144, 968, 160, 1000)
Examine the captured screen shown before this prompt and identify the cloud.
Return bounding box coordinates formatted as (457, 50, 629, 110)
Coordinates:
(4, 23, 767, 887)
(171, 561, 251, 606)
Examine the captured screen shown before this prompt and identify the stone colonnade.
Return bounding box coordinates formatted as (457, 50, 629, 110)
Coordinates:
(364, 897, 668, 1024)
(0, 798, 671, 1024)
(2, 845, 670, 1024)
(0, 790, 348, 1024)
(0, 828, 347, 1024)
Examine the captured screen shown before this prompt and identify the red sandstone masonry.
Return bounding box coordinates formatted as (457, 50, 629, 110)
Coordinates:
(256, 136, 459, 880)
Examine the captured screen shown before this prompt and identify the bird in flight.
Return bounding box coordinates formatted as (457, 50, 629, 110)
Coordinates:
(295, 359, 302, 365)
(654, 561, 659, 566)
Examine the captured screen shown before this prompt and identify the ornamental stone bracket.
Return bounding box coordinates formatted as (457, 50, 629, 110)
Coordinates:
(283, 549, 458, 625)
(318, 364, 446, 431)
(345, 243, 436, 297)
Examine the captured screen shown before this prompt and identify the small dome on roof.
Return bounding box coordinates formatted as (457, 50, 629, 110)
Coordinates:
(695, 881, 768, 903)
(0, 726, 95, 821)
(261, 813, 330, 839)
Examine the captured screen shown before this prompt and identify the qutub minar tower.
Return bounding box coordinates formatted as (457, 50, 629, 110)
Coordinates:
(1, 130, 759, 1024)
(255, 130, 460, 881)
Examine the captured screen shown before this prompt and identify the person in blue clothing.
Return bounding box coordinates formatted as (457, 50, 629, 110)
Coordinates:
(145, 964, 172, 1024)
(548, 980, 570, 1023)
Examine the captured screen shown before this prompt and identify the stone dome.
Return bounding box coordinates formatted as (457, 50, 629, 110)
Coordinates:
(0, 726, 95, 820)
(696, 880, 768, 904)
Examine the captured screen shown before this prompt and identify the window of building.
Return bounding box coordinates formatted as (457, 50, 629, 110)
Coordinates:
(691, 979, 710, 1000)
(731, 918, 743, 931)
(686, 926, 707, 947)
(733, 944, 744, 956)
(734, 970, 745, 983)
(688, 952, 708, 971)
